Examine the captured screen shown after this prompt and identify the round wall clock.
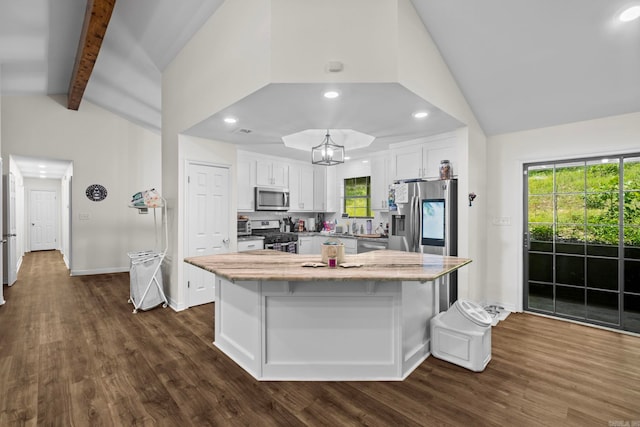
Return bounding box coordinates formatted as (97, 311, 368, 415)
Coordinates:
(86, 184, 108, 202)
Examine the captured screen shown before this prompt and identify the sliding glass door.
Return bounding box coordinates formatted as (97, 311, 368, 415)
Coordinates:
(524, 154, 640, 333)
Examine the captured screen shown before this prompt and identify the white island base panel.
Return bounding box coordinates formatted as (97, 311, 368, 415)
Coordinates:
(214, 277, 439, 381)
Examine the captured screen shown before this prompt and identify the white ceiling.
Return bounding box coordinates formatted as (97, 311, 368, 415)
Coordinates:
(12, 155, 71, 180)
(1, 1, 639, 171)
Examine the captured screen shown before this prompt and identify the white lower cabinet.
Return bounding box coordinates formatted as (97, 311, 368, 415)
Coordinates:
(298, 236, 314, 254)
(238, 239, 264, 252)
(338, 237, 357, 254)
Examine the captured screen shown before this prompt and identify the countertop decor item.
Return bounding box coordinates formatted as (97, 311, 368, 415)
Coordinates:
(311, 130, 345, 166)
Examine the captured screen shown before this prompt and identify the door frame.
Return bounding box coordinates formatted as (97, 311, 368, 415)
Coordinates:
(183, 159, 232, 307)
(4, 172, 17, 285)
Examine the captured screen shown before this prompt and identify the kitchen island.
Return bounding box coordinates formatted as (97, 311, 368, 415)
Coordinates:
(185, 249, 471, 381)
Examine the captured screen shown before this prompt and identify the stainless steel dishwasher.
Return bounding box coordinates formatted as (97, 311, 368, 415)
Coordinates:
(356, 239, 388, 253)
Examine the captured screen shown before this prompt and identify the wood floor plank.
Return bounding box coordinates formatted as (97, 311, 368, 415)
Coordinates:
(1, 250, 639, 426)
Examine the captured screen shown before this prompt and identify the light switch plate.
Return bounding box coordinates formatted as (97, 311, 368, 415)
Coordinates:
(492, 216, 511, 226)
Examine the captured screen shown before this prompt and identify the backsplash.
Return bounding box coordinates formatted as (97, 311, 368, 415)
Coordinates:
(240, 210, 389, 234)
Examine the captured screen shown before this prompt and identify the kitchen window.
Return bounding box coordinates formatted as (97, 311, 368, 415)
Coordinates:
(344, 176, 372, 218)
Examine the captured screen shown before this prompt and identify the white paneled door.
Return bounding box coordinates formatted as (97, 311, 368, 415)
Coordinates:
(186, 162, 230, 307)
(30, 190, 57, 251)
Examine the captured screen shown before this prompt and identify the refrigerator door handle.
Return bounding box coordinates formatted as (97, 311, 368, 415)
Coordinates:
(413, 195, 420, 251)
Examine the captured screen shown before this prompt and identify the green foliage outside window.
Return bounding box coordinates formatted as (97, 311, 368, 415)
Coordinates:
(527, 157, 640, 246)
(344, 176, 372, 218)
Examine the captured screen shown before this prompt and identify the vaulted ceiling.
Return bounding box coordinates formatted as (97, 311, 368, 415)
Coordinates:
(1, 0, 639, 153)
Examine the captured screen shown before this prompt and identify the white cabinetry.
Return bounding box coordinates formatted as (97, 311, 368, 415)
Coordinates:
(288, 163, 314, 212)
(390, 134, 457, 181)
(237, 153, 256, 211)
(371, 154, 389, 210)
(298, 235, 314, 254)
(337, 237, 357, 255)
(311, 235, 323, 254)
(257, 159, 288, 187)
(313, 166, 337, 212)
(238, 239, 264, 252)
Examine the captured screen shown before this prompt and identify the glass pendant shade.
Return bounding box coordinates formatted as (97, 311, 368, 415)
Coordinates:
(311, 131, 345, 166)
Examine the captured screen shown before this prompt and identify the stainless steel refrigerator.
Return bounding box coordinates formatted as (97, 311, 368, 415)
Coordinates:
(389, 179, 458, 311)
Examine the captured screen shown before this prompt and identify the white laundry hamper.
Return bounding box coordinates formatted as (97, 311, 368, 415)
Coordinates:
(128, 252, 166, 311)
(127, 191, 169, 313)
(430, 299, 492, 372)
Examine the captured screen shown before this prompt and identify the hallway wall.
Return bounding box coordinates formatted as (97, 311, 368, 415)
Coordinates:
(1, 95, 162, 275)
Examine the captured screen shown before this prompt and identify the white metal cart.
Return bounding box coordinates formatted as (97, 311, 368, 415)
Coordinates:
(128, 191, 168, 313)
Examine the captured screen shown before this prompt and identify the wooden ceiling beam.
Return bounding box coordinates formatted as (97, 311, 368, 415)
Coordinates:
(67, 0, 116, 110)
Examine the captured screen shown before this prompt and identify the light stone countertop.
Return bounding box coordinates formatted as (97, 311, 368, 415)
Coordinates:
(185, 249, 471, 283)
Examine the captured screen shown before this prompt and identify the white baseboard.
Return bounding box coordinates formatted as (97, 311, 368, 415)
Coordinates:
(70, 267, 129, 276)
(167, 295, 186, 312)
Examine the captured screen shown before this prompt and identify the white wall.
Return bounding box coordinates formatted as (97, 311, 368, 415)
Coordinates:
(1, 95, 162, 275)
(171, 135, 237, 310)
(485, 112, 640, 311)
(395, 0, 488, 303)
(163, 0, 272, 310)
(270, 0, 398, 83)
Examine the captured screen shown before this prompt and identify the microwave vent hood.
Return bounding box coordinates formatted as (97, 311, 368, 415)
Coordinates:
(255, 186, 290, 211)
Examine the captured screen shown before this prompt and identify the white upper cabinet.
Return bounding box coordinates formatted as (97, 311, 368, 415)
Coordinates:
(313, 166, 338, 212)
(390, 134, 458, 181)
(370, 153, 390, 210)
(237, 152, 256, 211)
(256, 159, 289, 187)
(288, 163, 314, 212)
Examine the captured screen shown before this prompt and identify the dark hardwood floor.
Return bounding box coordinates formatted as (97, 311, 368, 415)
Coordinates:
(1, 250, 639, 426)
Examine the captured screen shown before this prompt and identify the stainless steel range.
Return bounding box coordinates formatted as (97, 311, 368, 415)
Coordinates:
(250, 220, 298, 253)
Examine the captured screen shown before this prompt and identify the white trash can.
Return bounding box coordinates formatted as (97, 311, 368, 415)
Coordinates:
(430, 299, 492, 372)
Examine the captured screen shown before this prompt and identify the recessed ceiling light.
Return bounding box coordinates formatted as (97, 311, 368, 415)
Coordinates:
(223, 117, 237, 124)
(323, 91, 340, 99)
(362, 160, 369, 163)
(38, 164, 46, 168)
(413, 111, 429, 119)
(344, 156, 351, 160)
(619, 5, 640, 22)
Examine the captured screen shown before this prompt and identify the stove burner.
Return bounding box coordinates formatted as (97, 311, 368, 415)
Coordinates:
(260, 232, 298, 244)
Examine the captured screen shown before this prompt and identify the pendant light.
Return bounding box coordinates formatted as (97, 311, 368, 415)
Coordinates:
(311, 130, 345, 166)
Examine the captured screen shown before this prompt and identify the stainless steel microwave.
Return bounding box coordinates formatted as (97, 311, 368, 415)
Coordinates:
(255, 187, 289, 211)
